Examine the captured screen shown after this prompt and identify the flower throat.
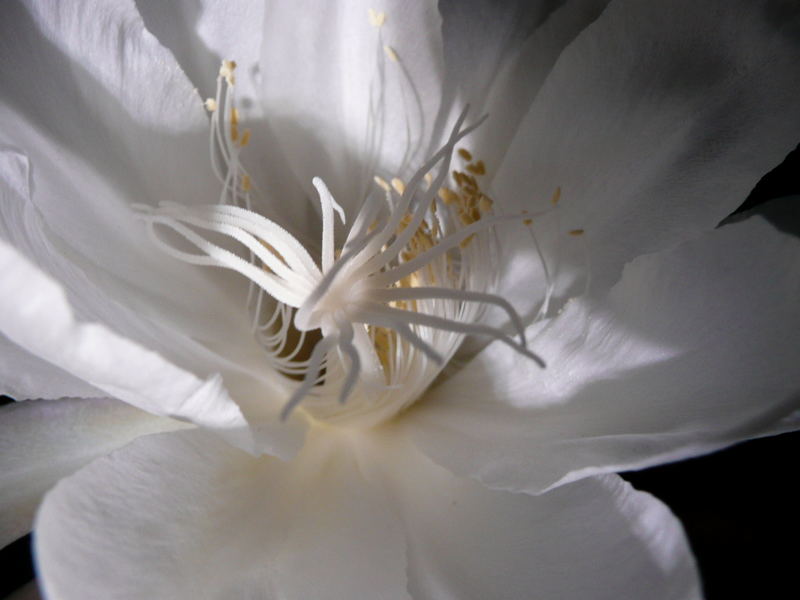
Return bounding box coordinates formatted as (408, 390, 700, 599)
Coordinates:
(136, 53, 550, 427)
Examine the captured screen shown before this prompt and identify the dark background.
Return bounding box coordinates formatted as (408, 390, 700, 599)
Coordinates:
(0, 146, 798, 599)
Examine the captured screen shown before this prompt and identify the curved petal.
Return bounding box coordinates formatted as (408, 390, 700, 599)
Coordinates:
(0, 336, 100, 401)
(359, 431, 700, 600)
(258, 0, 445, 217)
(0, 0, 257, 356)
(0, 239, 305, 458)
(492, 0, 800, 297)
(407, 212, 800, 494)
(134, 0, 264, 106)
(0, 0, 217, 210)
(0, 148, 261, 374)
(36, 428, 410, 600)
(0, 397, 186, 548)
(135, 0, 317, 230)
(433, 0, 611, 176)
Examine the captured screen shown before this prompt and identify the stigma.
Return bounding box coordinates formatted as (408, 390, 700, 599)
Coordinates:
(135, 57, 548, 427)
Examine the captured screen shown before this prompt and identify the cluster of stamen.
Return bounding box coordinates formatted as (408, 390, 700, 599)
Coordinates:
(134, 13, 581, 426)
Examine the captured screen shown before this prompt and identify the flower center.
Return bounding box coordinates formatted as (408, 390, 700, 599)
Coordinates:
(136, 20, 561, 427)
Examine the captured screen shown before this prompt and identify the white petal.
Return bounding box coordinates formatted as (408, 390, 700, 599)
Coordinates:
(492, 0, 800, 296)
(408, 213, 800, 494)
(0, 1, 259, 355)
(0, 148, 257, 374)
(135, 0, 264, 106)
(1, 146, 294, 435)
(0, 239, 304, 458)
(0, 335, 100, 400)
(0, 0, 216, 209)
(0, 148, 306, 459)
(360, 431, 700, 600)
(435, 0, 610, 176)
(258, 0, 445, 217)
(0, 397, 185, 548)
(136, 0, 310, 229)
(36, 429, 410, 600)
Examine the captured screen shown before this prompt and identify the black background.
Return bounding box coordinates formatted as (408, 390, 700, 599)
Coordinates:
(0, 145, 798, 599)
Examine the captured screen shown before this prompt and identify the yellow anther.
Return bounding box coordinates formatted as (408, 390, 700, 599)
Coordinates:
(241, 175, 251, 192)
(478, 195, 493, 213)
(457, 148, 472, 161)
(398, 212, 414, 233)
(204, 98, 217, 112)
(438, 187, 459, 205)
(522, 209, 533, 226)
(220, 60, 237, 85)
(384, 45, 399, 62)
(551, 186, 562, 206)
(569, 229, 585, 236)
(368, 8, 386, 27)
(231, 108, 240, 125)
(391, 177, 406, 195)
(231, 123, 239, 142)
(239, 129, 251, 147)
(466, 160, 486, 176)
(374, 176, 391, 192)
(424, 172, 433, 188)
(459, 211, 474, 227)
(460, 234, 476, 249)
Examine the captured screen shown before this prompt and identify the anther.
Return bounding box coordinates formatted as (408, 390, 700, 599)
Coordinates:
(374, 176, 391, 192)
(466, 160, 486, 175)
(368, 8, 386, 27)
(383, 45, 399, 62)
(390, 177, 406, 195)
(438, 187, 459, 204)
(220, 60, 237, 85)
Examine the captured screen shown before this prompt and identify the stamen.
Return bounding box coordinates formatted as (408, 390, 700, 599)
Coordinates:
(551, 186, 562, 206)
(383, 45, 399, 62)
(390, 177, 406, 195)
(139, 58, 554, 426)
(374, 175, 391, 192)
(371, 287, 526, 344)
(368, 8, 386, 28)
(372, 212, 544, 287)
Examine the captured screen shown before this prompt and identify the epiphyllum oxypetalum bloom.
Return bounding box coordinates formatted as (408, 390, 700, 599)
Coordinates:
(0, 1, 799, 599)
(136, 59, 545, 426)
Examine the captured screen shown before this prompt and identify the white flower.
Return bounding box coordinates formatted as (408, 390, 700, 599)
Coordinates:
(0, 1, 799, 599)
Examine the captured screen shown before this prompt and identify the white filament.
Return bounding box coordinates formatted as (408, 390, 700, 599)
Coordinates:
(135, 60, 552, 425)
